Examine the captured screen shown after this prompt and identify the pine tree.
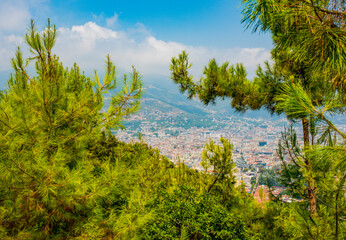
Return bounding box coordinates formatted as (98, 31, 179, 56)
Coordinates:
(170, 0, 345, 237)
(276, 83, 345, 239)
(0, 20, 142, 239)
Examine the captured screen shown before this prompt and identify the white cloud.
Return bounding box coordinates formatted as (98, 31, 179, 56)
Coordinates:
(0, 1, 31, 32)
(58, 22, 118, 51)
(0, 34, 26, 71)
(5, 35, 24, 44)
(106, 12, 119, 28)
(1, 21, 271, 80)
(53, 22, 270, 78)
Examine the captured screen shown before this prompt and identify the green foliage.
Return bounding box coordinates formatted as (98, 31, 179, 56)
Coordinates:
(140, 185, 246, 240)
(171, 1, 345, 114)
(85, 134, 273, 240)
(277, 124, 346, 239)
(201, 137, 236, 193)
(0, 19, 278, 239)
(276, 81, 346, 138)
(170, 52, 275, 113)
(4, 14, 345, 239)
(170, 1, 346, 239)
(250, 168, 284, 187)
(242, 0, 346, 88)
(0, 20, 143, 239)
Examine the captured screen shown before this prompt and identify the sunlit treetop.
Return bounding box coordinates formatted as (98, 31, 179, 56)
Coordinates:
(242, 0, 346, 88)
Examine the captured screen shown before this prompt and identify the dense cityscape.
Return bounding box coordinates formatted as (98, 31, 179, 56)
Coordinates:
(115, 95, 346, 193)
(115, 97, 292, 188)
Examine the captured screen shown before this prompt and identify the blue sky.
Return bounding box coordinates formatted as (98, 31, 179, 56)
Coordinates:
(47, 0, 272, 48)
(0, 0, 273, 87)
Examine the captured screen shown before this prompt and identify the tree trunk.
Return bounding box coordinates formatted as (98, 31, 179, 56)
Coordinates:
(302, 117, 317, 215)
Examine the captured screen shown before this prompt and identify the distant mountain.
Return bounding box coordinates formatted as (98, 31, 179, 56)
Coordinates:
(142, 75, 283, 120)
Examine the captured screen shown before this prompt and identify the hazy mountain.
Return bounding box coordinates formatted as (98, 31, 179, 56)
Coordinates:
(142, 75, 283, 120)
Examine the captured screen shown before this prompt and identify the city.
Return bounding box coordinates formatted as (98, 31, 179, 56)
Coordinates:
(115, 96, 292, 189)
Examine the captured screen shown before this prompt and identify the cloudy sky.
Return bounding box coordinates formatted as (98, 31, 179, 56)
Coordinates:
(0, 0, 273, 87)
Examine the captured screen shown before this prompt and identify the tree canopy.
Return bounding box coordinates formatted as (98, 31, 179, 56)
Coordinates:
(170, 0, 345, 239)
(0, 20, 281, 240)
(0, 2, 345, 238)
